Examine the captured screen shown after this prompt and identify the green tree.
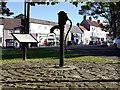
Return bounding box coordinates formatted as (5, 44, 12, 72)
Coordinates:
(0, 1, 14, 16)
(116, 19, 120, 36)
(79, 2, 120, 38)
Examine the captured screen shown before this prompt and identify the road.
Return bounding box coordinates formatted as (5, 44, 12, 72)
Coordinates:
(67, 45, 120, 61)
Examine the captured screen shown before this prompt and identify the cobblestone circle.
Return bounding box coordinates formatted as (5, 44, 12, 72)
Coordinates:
(1, 61, 120, 90)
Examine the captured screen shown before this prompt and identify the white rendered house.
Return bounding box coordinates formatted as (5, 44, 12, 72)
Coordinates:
(0, 24, 3, 47)
(80, 16, 109, 45)
(29, 18, 60, 46)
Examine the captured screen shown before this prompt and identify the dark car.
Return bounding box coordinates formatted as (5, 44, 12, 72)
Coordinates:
(89, 41, 95, 45)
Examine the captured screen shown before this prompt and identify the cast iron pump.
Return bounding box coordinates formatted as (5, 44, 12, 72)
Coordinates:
(50, 11, 72, 67)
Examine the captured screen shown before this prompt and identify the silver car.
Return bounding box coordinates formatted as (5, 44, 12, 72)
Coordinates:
(113, 36, 120, 49)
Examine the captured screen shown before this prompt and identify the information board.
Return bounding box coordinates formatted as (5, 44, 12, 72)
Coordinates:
(12, 34, 38, 43)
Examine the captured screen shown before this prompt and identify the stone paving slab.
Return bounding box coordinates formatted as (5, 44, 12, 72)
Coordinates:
(1, 61, 120, 90)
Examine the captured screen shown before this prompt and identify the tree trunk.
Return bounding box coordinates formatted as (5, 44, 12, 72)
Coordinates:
(113, 22, 117, 39)
(109, 6, 117, 39)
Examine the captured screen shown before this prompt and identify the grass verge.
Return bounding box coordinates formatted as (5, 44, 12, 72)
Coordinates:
(1, 48, 119, 64)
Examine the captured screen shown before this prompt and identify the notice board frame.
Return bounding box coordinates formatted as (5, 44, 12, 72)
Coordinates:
(12, 33, 38, 43)
(12, 33, 38, 60)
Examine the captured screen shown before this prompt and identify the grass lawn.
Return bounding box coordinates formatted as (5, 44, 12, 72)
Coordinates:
(1, 48, 119, 64)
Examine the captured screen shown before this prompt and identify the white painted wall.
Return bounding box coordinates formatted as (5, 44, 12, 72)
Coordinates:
(83, 31, 91, 45)
(30, 23, 60, 46)
(0, 25, 3, 46)
(0, 25, 3, 37)
(30, 23, 59, 35)
(30, 23, 51, 34)
(90, 26, 107, 42)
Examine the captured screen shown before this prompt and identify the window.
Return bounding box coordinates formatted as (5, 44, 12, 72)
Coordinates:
(14, 30, 20, 33)
(44, 26, 47, 30)
(38, 26, 41, 30)
(101, 38, 104, 41)
(6, 39, 14, 47)
(8, 30, 13, 36)
(117, 36, 120, 39)
(0, 38, 2, 43)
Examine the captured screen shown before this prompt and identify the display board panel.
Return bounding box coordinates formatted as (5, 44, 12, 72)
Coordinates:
(12, 34, 38, 43)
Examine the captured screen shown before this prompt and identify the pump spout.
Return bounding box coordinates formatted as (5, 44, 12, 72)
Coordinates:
(50, 25, 60, 33)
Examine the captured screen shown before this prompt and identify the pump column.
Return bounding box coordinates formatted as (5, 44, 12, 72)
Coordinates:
(58, 11, 68, 67)
(59, 25, 64, 67)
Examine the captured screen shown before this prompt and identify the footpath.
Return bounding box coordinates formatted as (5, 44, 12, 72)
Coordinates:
(1, 61, 120, 90)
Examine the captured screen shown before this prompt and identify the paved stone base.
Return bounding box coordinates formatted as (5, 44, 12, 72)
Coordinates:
(1, 61, 120, 89)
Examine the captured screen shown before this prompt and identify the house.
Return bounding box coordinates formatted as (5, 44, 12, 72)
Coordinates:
(65, 24, 83, 45)
(0, 16, 109, 47)
(0, 23, 3, 47)
(29, 18, 59, 46)
(79, 25, 91, 45)
(0, 18, 60, 48)
(1, 18, 22, 47)
(79, 16, 108, 45)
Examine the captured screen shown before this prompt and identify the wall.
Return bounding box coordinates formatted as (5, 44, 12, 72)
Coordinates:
(90, 26, 107, 42)
(3, 30, 14, 47)
(30, 23, 60, 46)
(83, 31, 91, 45)
(0, 25, 3, 47)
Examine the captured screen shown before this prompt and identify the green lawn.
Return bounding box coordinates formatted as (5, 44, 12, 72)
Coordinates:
(1, 48, 119, 64)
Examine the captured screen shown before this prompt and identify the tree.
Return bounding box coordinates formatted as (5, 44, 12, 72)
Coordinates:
(0, 1, 14, 16)
(79, 2, 120, 38)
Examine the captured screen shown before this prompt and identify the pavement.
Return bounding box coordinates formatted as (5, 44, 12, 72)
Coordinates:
(1, 60, 120, 90)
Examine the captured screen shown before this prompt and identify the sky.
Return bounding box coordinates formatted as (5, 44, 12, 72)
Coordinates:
(4, 1, 104, 25)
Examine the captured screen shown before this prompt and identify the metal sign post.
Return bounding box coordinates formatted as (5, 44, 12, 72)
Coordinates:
(22, 1, 30, 60)
(12, 34, 38, 60)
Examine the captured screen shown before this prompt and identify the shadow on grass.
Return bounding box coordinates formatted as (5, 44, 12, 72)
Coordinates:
(2, 48, 81, 60)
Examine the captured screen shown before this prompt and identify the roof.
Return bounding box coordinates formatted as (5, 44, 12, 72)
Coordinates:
(0, 18, 57, 30)
(1, 18, 21, 30)
(66, 24, 83, 33)
(79, 26, 88, 31)
(86, 19, 102, 27)
(0, 17, 4, 25)
(30, 18, 57, 26)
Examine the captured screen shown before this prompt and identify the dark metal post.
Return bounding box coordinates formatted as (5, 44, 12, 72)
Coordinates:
(26, 2, 30, 34)
(59, 26, 64, 67)
(23, 1, 26, 34)
(58, 11, 68, 67)
(23, 43, 27, 60)
(22, 1, 27, 60)
(50, 11, 69, 67)
(23, 1, 30, 60)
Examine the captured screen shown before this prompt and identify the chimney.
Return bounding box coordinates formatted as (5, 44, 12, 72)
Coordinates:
(89, 17, 92, 21)
(77, 23, 80, 27)
(83, 15, 86, 20)
(97, 20, 100, 24)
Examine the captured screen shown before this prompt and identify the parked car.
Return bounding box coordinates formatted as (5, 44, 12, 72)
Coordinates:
(96, 41, 113, 47)
(101, 41, 113, 47)
(113, 36, 120, 49)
